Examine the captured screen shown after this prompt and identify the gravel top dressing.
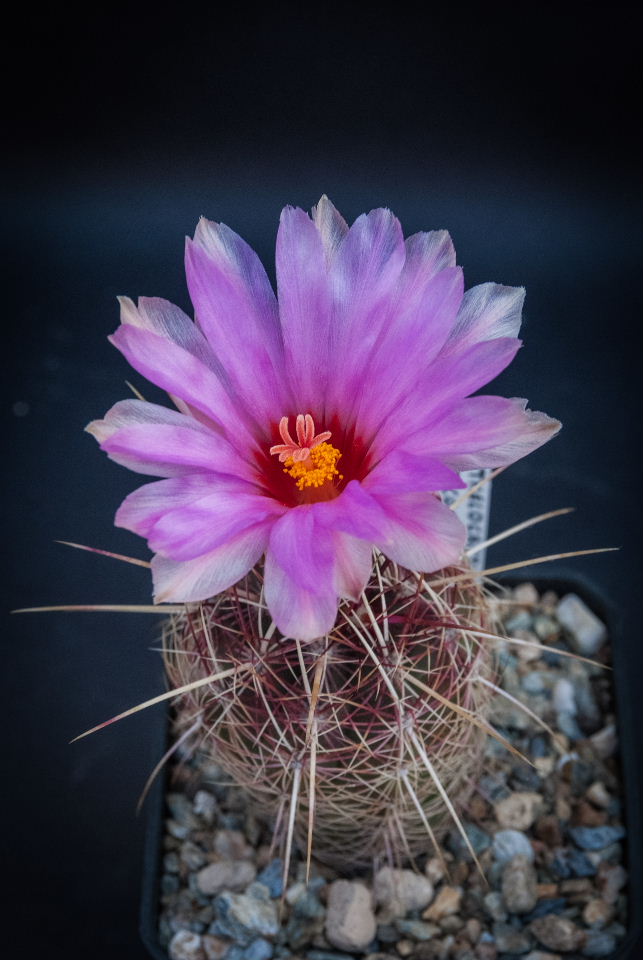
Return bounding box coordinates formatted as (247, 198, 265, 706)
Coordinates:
(154, 584, 628, 960)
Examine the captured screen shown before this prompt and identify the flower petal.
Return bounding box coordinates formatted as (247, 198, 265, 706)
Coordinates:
(415, 396, 562, 470)
(118, 295, 222, 370)
(152, 524, 270, 603)
(311, 194, 349, 262)
(186, 220, 286, 423)
(88, 399, 250, 479)
(147, 490, 286, 561)
(263, 549, 339, 641)
(442, 283, 524, 356)
(372, 336, 522, 459)
(267, 507, 334, 595)
(369, 491, 467, 572)
(331, 532, 372, 602)
(109, 323, 257, 449)
(364, 453, 465, 496)
(276, 205, 333, 412)
(115, 474, 230, 538)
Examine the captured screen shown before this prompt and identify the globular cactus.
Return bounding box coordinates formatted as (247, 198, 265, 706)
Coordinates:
(163, 555, 498, 872)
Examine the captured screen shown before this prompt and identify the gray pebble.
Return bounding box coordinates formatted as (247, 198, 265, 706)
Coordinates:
(557, 594, 607, 656)
(501, 854, 538, 914)
(492, 829, 534, 864)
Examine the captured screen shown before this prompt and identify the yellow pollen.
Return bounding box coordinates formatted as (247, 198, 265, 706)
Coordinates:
(283, 442, 343, 491)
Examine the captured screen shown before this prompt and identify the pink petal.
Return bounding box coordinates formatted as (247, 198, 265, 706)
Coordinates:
(331, 532, 372, 601)
(263, 550, 339, 641)
(353, 266, 464, 437)
(118, 296, 222, 370)
(441, 283, 524, 356)
(186, 221, 286, 424)
(311, 194, 349, 261)
(363, 453, 465, 496)
(276, 206, 333, 412)
(372, 336, 522, 459)
(115, 474, 228, 538)
(267, 507, 334, 595)
(323, 207, 406, 419)
(369, 491, 467, 572)
(147, 490, 286, 561)
(152, 524, 270, 603)
(312, 481, 392, 542)
(415, 396, 562, 470)
(109, 324, 257, 450)
(88, 400, 250, 479)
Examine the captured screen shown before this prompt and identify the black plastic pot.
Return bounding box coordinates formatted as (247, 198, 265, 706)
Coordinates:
(139, 572, 642, 960)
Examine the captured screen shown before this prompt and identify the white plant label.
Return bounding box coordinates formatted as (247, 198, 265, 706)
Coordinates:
(441, 469, 492, 571)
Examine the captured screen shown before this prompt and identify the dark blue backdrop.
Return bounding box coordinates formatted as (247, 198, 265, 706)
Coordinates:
(4, 5, 641, 957)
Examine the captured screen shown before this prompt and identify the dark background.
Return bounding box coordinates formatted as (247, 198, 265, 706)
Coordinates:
(4, 4, 641, 957)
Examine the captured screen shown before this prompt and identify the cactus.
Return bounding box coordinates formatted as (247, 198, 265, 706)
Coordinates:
(162, 555, 499, 873)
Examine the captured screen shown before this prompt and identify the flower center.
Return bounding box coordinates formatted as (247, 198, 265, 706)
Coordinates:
(269, 414, 343, 494)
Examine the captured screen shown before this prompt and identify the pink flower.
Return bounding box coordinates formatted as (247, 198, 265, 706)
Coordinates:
(88, 197, 560, 640)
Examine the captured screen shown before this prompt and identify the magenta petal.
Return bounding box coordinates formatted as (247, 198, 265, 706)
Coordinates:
(89, 400, 249, 479)
(186, 224, 286, 423)
(442, 283, 524, 356)
(115, 474, 228, 538)
(267, 507, 335, 595)
(148, 491, 285, 561)
(109, 324, 256, 449)
(400, 230, 457, 297)
(363, 453, 465, 496)
(331, 532, 372, 601)
(152, 524, 270, 603)
(312, 481, 391, 542)
(370, 492, 466, 572)
(118, 296, 221, 370)
(417, 396, 562, 469)
(276, 206, 332, 412)
(372, 336, 522, 459)
(264, 550, 339, 641)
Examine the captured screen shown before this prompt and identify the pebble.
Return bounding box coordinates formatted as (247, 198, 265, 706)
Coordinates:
(501, 854, 538, 914)
(193, 790, 218, 826)
(425, 857, 447, 885)
(533, 615, 559, 640)
(597, 864, 627, 904)
(373, 867, 434, 915)
(494, 792, 542, 831)
(197, 861, 257, 895)
(215, 885, 279, 943)
(568, 825, 625, 851)
(447, 823, 491, 860)
(585, 782, 611, 809)
(325, 881, 376, 952)
(492, 921, 533, 954)
(588, 724, 617, 759)
(552, 679, 576, 715)
(582, 899, 613, 928)
(256, 859, 284, 898)
(423, 885, 462, 921)
(492, 829, 534, 864)
(523, 899, 567, 922)
(556, 595, 607, 656)
(522, 670, 547, 693)
(483, 892, 507, 922)
(524, 953, 562, 960)
(513, 583, 540, 606)
(394, 919, 441, 940)
(169, 930, 206, 960)
(529, 915, 585, 952)
(582, 932, 618, 957)
(214, 830, 255, 861)
(202, 937, 230, 960)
